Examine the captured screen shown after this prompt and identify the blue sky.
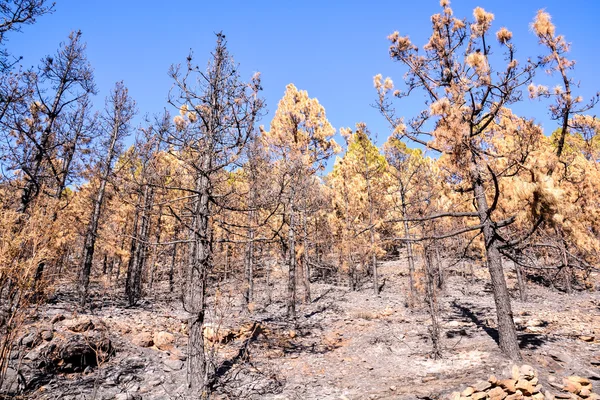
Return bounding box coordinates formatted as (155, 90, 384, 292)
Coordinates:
(9, 0, 600, 156)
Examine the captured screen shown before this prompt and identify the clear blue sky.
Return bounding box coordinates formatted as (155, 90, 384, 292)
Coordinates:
(9, 0, 600, 154)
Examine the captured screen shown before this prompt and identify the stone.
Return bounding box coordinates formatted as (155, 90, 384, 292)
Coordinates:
(64, 316, 94, 333)
(580, 388, 592, 398)
(203, 324, 235, 344)
(41, 330, 53, 341)
(449, 391, 461, 400)
(21, 332, 38, 347)
(567, 376, 591, 386)
(520, 365, 536, 379)
(462, 386, 475, 397)
(168, 347, 187, 361)
(579, 336, 594, 342)
(527, 319, 546, 327)
(163, 359, 183, 371)
(132, 332, 153, 348)
(0, 368, 21, 394)
(489, 386, 508, 400)
(489, 375, 499, 385)
(512, 365, 521, 381)
(515, 379, 536, 396)
(50, 314, 65, 324)
(531, 393, 545, 400)
(474, 381, 492, 392)
(44, 331, 113, 372)
(499, 379, 518, 393)
(506, 391, 524, 400)
(472, 392, 487, 400)
(562, 378, 581, 394)
(153, 331, 175, 350)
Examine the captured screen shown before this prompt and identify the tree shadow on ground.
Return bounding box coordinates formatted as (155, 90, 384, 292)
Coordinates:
(450, 301, 555, 351)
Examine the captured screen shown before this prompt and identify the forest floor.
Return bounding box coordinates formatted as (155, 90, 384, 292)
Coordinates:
(3, 259, 600, 399)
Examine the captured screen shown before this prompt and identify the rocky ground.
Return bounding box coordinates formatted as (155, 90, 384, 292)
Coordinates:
(1, 259, 599, 399)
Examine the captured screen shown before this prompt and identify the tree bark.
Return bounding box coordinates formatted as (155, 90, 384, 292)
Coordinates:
(472, 165, 521, 360)
(302, 207, 311, 303)
(186, 158, 211, 394)
(287, 195, 297, 318)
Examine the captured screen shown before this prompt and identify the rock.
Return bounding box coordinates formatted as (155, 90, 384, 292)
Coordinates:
(51, 314, 65, 324)
(474, 380, 492, 392)
(44, 331, 113, 372)
(515, 379, 536, 396)
(527, 319, 546, 327)
(580, 388, 592, 398)
(554, 392, 574, 399)
(512, 365, 521, 381)
(163, 358, 183, 371)
(21, 332, 39, 347)
(562, 378, 582, 394)
(472, 392, 487, 400)
(461, 386, 475, 397)
(567, 376, 590, 386)
(520, 365, 536, 379)
(505, 390, 524, 400)
(63, 316, 94, 333)
(132, 332, 153, 347)
(0, 368, 21, 395)
(41, 330, 53, 341)
(147, 379, 163, 387)
(489, 386, 508, 400)
(499, 379, 518, 393)
(531, 393, 544, 400)
(489, 375, 499, 385)
(153, 331, 175, 350)
(203, 324, 235, 344)
(168, 347, 186, 361)
(579, 336, 595, 342)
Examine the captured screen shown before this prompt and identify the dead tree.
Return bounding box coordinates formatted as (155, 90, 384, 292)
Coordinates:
(80, 81, 135, 306)
(166, 32, 263, 395)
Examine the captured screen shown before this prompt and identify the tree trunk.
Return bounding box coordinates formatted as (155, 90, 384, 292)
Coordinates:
(149, 207, 163, 290)
(473, 167, 521, 360)
(244, 208, 255, 308)
(425, 248, 442, 359)
(186, 165, 211, 394)
(169, 228, 179, 294)
(287, 199, 297, 318)
(363, 149, 378, 295)
(302, 207, 311, 303)
(127, 185, 153, 306)
(514, 262, 527, 301)
(402, 198, 416, 305)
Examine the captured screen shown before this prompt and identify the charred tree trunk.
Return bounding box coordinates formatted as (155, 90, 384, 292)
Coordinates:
(244, 206, 255, 308)
(363, 148, 378, 295)
(287, 195, 297, 318)
(186, 157, 212, 394)
(302, 207, 311, 303)
(472, 165, 521, 360)
(126, 185, 153, 306)
(401, 195, 416, 305)
(424, 247, 442, 359)
(149, 207, 163, 290)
